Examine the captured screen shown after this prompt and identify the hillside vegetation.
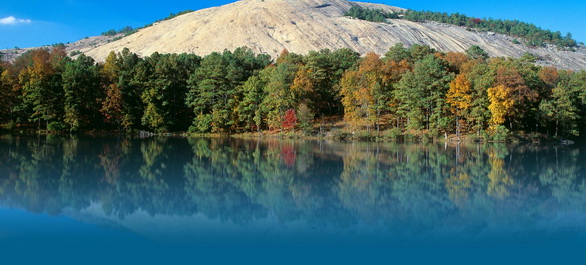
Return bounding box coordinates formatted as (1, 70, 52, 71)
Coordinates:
(345, 5, 579, 49)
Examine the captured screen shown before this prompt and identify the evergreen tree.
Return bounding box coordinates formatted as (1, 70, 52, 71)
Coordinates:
(238, 76, 266, 132)
(62, 54, 101, 131)
(116, 48, 145, 131)
(395, 54, 453, 133)
(261, 62, 298, 131)
(186, 48, 269, 133)
(462, 60, 492, 134)
(539, 71, 581, 137)
(141, 53, 200, 132)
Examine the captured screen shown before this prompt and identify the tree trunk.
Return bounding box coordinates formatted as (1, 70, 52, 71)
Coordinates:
(456, 115, 460, 141)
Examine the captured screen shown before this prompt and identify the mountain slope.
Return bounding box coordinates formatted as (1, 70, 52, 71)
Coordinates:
(80, 0, 586, 70)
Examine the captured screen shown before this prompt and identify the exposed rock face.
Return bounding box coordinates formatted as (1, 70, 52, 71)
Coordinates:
(15, 0, 586, 70)
(0, 35, 120, 62)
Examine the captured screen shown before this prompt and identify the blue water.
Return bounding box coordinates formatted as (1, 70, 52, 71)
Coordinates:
(0, 136, 585, 264)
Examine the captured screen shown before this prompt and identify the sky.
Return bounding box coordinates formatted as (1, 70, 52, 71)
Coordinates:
(1, 0, 585, 49)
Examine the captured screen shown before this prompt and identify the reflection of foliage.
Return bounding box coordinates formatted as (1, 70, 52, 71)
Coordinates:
(280, 143, 297, 167)
(446, 172, 472, 207)
(0, 136, 585, 233)
(538, 148, 584, 209)
(337, 145, 396, 222)
(487, 154, 514, 199)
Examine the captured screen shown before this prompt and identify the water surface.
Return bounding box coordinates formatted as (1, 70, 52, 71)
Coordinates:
(1, 136, 585, 264)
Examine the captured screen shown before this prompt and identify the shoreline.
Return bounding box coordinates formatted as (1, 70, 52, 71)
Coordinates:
(0, 127, 578, 145)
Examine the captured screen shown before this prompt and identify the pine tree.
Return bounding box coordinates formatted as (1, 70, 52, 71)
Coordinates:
(395, 54, 453, 133)
(238, 76, 266, 132)
(62, 54, 101, 131)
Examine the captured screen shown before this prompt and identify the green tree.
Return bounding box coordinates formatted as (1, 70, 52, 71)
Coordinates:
(539, 71, 580, 137)
(238, 76, 266, 132)
(186, 48, 269, 133)
(62, 54, 101, 131)
(261, 62, 298, 130)
(116, 48, 145, 131)
(0, 68, 18, 124)
(384, 43, 410, 63)
(394, 54, 454, 133)
(296, 103, 314, 134)
(462, 60, 492, 134)
(141, 53, 200, 132)
(292, 49, 359, 117)
(466, 45, 489, 61)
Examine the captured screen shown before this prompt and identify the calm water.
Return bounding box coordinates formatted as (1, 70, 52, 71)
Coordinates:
(0, 136, 585, 265)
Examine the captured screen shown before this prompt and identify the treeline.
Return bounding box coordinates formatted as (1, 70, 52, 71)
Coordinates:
(402, 10, 578, 48)
(1, 44, 586, 139)
(101, 26, 136, 37)
(344, 5, 579, 48)
(103, 10, 194, 38)
(344, 5, 399, 22)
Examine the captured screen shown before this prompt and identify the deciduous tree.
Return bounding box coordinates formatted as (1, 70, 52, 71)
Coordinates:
(447, 74, 472, 138)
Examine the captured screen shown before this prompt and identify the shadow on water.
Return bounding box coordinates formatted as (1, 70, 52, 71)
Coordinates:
(0, 135, 585, 264)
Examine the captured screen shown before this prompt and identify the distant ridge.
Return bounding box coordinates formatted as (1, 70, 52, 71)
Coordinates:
(5, 0, 586, 70)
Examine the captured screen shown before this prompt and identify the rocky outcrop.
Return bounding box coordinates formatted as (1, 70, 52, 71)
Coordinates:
(11, 0, 586, 70)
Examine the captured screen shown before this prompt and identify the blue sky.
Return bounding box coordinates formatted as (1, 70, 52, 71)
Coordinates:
(1, 0, 584, 49)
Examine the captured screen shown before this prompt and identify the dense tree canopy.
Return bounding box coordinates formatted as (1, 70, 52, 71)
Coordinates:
(1, 44, 586, 140)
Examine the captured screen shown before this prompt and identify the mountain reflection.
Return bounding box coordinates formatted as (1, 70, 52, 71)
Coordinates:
(1, 135, 585, 237)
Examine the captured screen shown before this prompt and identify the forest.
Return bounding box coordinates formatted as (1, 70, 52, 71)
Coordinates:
(1, 44, 586, 141)
(345, 5, 579, 48)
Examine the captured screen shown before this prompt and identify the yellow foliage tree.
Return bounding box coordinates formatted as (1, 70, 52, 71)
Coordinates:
(340, 71, 366, 130)
(487, 85, 514, 130)
(291, 66, 314, 104)
(446, 74, 472, 139)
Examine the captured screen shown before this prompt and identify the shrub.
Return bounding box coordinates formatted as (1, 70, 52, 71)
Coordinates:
(190, 114, 212, 133)
(328, 129, 350, 140)
(384, 127, 403, 141)
(47, 121, 65, 132)
(489, 125, 509, 142)
(297, 104, 314, 134)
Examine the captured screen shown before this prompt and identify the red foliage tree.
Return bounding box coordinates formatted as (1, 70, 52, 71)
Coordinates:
(282, 109, 297, 131)
(471, 18, 483, 25)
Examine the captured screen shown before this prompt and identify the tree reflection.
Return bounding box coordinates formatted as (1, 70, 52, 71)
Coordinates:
(0, 136, 585, 233)
(486, 146, 514, 199)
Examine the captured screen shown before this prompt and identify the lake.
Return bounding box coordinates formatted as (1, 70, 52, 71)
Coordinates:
(1, 136, 585, 265)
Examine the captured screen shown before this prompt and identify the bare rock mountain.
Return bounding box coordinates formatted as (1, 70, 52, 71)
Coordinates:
(76, 0, 586, 70)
